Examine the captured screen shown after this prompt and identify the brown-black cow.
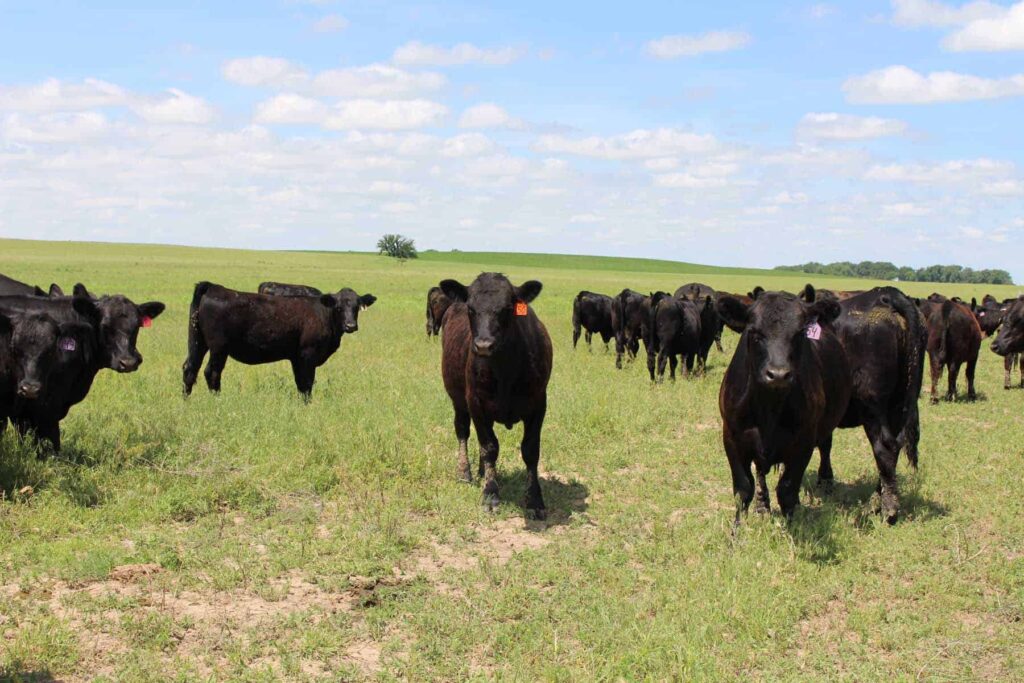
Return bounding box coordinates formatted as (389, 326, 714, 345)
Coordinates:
(440, 273, 552, 519)
(183, 282, 375, 400)
(648, 292, 701, 382)
(991, 296, 1024, 389)
(426, 286, 452, 338)
(572, 291, 614, 351)
(612, 289, 653, 369)
(674, 282, 724, 353)
(919, 294, 982, 402)
(717, 289, 851, 523)
(258, 282, 323, 297)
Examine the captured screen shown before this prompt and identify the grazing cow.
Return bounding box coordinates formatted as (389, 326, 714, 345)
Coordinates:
(674, 282, 724, 353)
(0, 290, 163, 449)
(991, 297, 1024, 389)
(426, 286, 452, 338)
(258, 282, 323, 297)
(440, 273, 552, 519)
(919, 295, 982, 402)
(971, 297, 1005, 337)
(572, 291, 614, 351)
(183, 282, 375, 399)
(648, 292, 701, 382)
(612, 289, 653, 369)
(717, 290, 851, 522)
(0, 273, 46, 297)
(813, 286, 925, 522)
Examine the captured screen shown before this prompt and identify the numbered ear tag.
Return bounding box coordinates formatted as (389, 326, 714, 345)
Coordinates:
(58, 337, 77, 352)
(979, 312, 985, 317)
(141, 316, 152, 328)
(805, 321, 821, 340)
(515, 301, 528, 316)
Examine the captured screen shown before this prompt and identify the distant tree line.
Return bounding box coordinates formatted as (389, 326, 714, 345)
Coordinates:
(774, 261, 1013, 285)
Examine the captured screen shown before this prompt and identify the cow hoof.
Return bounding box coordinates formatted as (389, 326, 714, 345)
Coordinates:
(753, 500, 769, 515)
(869, 492, 882, 514)
(481, 493, 500, 513)
(526, 507, 547, 521)
(929, 397, 939, 405)
(817, 477, 834, 495)
(458, 468, 473, 483)
(881, 494, 900, 524)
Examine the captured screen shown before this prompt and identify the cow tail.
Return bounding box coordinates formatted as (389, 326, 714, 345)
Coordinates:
(572, 291, 583, 332)
(889, 288, 925, 468)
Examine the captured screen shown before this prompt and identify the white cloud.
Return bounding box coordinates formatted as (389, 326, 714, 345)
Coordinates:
(441, 133, 496, 157)
(980, 179, 1024, 195)
(770, 191, 809, 204)
(312, 14, 349, 33)
(534, 128, 719, 160)
(392, 41, 526, 66)
(644, 30, 751, 59)
(1, 111, 109, 143)
(131, 88, 216, 124)
(457, 103, 526, 130)
(222, 57, 308, 88)
(843, 65, 1024, 103)
(865, 158, 1014, 184)
(944, 2, 1024, 51)
(312, 64, 445, 98)
(798, 112, 908, 140)
(324, 99, 448, 130)
(253, 94, 328, 124)
(891, 0, 1004, 27)
(0, 78, 128, 112)
(883, 202, 933, 216)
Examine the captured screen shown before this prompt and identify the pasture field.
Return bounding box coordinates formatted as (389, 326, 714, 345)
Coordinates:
(1, 237, 1022, 682)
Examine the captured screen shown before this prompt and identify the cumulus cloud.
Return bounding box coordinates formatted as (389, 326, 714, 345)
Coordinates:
(644, 30, 751, 59)
(843, 65, 1024, 103)
(534, 128, 719, 159)
(131, 89, 216, 124)
(324, 99, 448, 130)
(253, 94, 328, 124)
(944, 2, 1024, 51)
(392, 41, 526, 66)
(798, 112, 908, 140)
(223, 57, 445, 98)
(312, 14, 348, 33)
(1, 111, 109, 143)
(457, 103, 526, 130)
(865, 158, 1015, 184)
(222, 57, 308, 88)
(0, 78, 128, 112)
(890, 0, 1004, 27)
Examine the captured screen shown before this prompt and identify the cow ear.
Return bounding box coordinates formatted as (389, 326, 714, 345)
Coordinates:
(440, 279, 468, 303)
(651, 291, 667, 308)
(320, 294, 337, 308)
(970, 297, 977, 311)
(72, 295, 101, 322)
(751, 286, 764, 300)
(138, 301, 165, 320)
(48, 283, 64, 297)
(515, 280, 542, 303)
(809, 299, 841, 325)
(73, 283, 93, 298)
(716, 295, 751, 333)
(359, 294, 377, 309)
(801, 284, 816, 303)
(33, 285, 46, 296)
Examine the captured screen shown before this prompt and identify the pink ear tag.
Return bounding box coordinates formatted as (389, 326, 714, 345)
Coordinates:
(805, 321, 822, 340)
(979, 312, 985, 317)
(141, 316, 152, 328)
(59, 337, 77, 352)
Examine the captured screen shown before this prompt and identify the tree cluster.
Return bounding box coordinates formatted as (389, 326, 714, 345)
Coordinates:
(774, 261, 1013, 285)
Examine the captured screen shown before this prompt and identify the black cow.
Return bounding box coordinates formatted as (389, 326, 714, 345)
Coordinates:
(183, 282, 375, 399)
(647, 292, 701, 382)
(572, 291, 614, 351)
(817, 286, 925, 522)
(440, 273, 552, 519)
(426, 286, 452, 338)
(674, 282, 724, 353)
(991, 296, 1024, 389)
(612, 289, 653, 369)
(0, 289, 164, 449)
(971, 296, 1005, 337)
(919, 295, 982, 402)
(717, 290, 851, 522)
(0, 273, 46, 297)
(258, 282, 323, 297)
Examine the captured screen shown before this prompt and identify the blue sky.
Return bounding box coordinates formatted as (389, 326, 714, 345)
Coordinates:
(1, 0, 1022, 279)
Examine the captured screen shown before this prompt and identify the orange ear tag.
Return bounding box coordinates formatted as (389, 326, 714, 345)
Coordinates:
(141, 316, 153, 328)
(515, 301, 528, 316)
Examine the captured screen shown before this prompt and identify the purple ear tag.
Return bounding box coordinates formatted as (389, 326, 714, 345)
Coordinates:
(805, 321, 822, 341)
(59, 337, 77, 352)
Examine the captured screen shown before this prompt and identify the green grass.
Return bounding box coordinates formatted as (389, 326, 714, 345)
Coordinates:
(0, 237, 1022, 681)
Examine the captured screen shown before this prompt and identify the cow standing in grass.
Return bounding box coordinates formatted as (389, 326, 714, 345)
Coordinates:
(648, 292, 701, 382)
(918, 294, 983, 402)
(991, 296, 1024, 389)
(183, 282, 375, 400)
(612, 289, 652, 369)
(674, 282, 724, 353)
(717, 290, 851, 523)
(258, 282, 323, 297)
(426, 286, 452, 338)
(572, 291, 614, 352)
(440, 273, 552, 519)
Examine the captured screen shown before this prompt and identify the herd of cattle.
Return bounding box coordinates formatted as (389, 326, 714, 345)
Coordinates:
(1, 269, 1022, 526)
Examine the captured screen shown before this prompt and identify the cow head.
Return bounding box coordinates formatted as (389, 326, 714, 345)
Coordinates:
(717, 290, 840, 390)
(991, 299, 1024, 356)
(441, 273, 542, 357)
(0, 310, 87, 400)
(321, 289, 376, 334)
(71, 286, 166, 372)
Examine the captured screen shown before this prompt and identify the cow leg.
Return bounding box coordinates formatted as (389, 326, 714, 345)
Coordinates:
(585, 330, 593, 352)
(656, 351, 667, 383)
(290, 360, 316, 402)
(714, 325, 724, 353)
(1006, 355, 1014, 389)
(454, 409, 472, 482)
(182, 327, 208, 397)
(776, 448, 813, 519)
(724, 433, 754, 526)
(203, 351, 227, 393)
(646, 347, 656, 382)
(520, 406, 546, 520)
(669, 354, 678, 381)
(753, 461, 770, 514)
(32, 417, 61, 454)
(928, 353, 942, 404)
(684, 353, 694, 378)
(572, 323, 581, 349)
(965, 356, 978, 401)
(615, 333, 625, 369)
(817, 434, 834, 493)
(474, 418, 501, 512)
(946, 361, 961, 401)
(1019, 354, 1023, 388)
(864, 419, 900, 524)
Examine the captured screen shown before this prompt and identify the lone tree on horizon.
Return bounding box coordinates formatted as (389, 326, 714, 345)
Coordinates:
(377, 233, 418, 260)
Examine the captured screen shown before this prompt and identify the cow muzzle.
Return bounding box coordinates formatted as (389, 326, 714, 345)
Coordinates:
(344, 323, 358, 333)
(116, 355, 142, 372)
(17, 381, 42, 399)
(762, 366, 793, 388)
(473, 339, 495, 356)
